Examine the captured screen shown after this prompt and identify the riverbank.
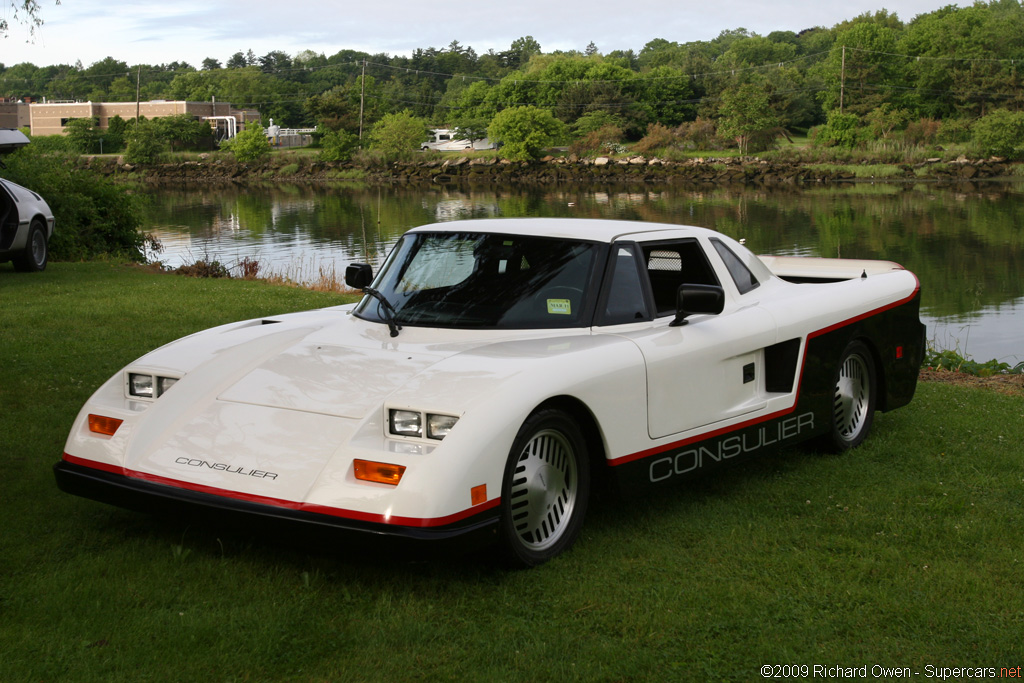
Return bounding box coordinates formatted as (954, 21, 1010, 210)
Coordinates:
(78, 151, 1022, 186)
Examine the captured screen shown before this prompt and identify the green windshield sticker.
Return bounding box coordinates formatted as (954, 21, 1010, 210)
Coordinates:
(547, 299, 572, 315)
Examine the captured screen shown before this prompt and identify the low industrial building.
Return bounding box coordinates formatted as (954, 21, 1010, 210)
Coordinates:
(25, 100, 261, 139)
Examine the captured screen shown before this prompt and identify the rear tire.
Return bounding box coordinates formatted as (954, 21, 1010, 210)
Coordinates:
(13, 219, 48, 272)
(826, 340, 877, 451)
(498, 409, 590, 567)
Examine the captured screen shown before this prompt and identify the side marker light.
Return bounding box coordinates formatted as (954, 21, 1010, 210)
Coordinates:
(88, 414, 123, 436)
(471, 484, 487, 506)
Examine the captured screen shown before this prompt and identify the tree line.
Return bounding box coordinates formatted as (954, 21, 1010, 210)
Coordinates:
(3, 0, 1024, 160)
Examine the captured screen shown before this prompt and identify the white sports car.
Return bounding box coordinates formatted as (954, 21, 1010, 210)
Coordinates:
(55, 219, 925, 566)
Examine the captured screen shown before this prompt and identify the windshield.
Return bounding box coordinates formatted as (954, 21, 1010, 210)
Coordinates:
(354, 232, 603, 329)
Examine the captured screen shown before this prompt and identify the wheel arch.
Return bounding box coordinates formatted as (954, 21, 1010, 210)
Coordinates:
(851, 334, 889, 412)
(533, 395, 611, 493)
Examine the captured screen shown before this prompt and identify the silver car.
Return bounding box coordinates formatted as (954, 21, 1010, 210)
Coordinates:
(1, 129, 55, 272)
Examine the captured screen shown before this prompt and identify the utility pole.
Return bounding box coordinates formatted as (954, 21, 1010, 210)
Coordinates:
(358, 59, 366, 140)
(135, 65, 142, 122)
(839, 46, 846, 115)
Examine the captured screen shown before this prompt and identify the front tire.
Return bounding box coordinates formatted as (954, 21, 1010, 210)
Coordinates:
(498, 409, 590, 567)
(826, 340, 877, 451)
(13, 219, 48, 272)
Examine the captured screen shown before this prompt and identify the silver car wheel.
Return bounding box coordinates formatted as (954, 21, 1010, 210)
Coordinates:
(834, 351, 871, 443)
(13, 220, 48, 272)
(508, 428, 579, 552)
(29, 225, 47, 268)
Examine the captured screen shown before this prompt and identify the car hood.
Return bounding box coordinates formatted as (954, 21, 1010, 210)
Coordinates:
(217, 328, 444, 419)
(134, 307, 588, 421)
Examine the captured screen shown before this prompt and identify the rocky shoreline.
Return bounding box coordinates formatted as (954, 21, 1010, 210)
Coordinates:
(80, 153, 1019, 186)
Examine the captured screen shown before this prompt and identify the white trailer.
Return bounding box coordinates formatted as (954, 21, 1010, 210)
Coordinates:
(422, 129, 494, 151)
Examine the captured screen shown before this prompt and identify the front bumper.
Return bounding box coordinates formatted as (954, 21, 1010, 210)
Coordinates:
(53, 460, 500, 555)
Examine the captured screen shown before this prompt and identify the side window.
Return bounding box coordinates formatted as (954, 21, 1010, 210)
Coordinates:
(641, 240, 720, 316)
(711, 238, 760, 294)
(600, 245, 649, 325)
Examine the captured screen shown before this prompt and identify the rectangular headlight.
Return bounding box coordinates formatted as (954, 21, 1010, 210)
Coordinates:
(157, 376, 178, 395)
(389, 409, 422, 437)
(128, 373, 154, 398)
(426, 413, 459, 440)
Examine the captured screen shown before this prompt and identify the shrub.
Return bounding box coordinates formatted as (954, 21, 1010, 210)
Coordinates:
(971, 109, 1024, 159)
(936, 118, 972, 144)
(633, 122, 676, 154)
(816, 111, 863, 150)
(221, 123, 272, 163)
(923, 346, 1024, 376)
(24, 130, 72, 153)
(172, 259, 231, 278)
(488, 106, 565, 161)
(319, 128, 359, 162)
(674, 118, 720, 150)
(2, 147, 144, 261)
(569, 124, 624, 157)
(124, 118, 167, 164)
(570, 111, 627, 137)
(902, 118, 940, 146)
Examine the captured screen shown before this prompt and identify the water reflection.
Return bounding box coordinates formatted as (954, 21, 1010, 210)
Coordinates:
(144, 181, 1023, 364)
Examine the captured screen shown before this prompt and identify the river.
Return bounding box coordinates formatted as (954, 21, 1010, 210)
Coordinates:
(143, 181, 1024, 365)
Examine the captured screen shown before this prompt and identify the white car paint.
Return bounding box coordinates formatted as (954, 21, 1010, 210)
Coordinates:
(57, 218, 924, 563)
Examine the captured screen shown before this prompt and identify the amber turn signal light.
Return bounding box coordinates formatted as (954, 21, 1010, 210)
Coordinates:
(471, 484, 487, 506)
(88, 414, 123, 436)
(353, 459, 406, 485)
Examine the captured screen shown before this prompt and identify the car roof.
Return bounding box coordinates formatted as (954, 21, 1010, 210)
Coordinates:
(406, 218, 715, 244)
(0, 128, 30, 155)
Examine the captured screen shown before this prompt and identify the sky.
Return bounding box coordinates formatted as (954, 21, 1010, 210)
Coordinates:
(3, 0, 970, 69)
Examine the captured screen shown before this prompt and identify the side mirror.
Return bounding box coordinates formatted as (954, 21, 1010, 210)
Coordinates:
(670, 283, 724, 327)
(345, 263, 373, 289)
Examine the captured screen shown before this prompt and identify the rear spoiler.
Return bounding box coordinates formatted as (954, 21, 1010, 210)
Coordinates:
(759, 255, 905, 282)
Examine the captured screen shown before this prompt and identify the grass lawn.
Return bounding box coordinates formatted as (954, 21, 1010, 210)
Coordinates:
(1, 262, 1022, 681)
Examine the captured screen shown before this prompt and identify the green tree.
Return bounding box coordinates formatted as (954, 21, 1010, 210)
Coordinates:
(504, 36, 541, 69)
(487, 106, 565, 161)
(368, 110, 428, 161)
(899, 2, 1024, 119)
(570, 110, 627, 137)
(817, 13, 904, 116)
(451, 117, 490, 146)
(154, 113, 213, 151)
(103, 115, 129, 152)
(637, 65, 697, 127)
(716, 80, 780, 154)
(63, 117, 98, 154)
(124, 118, 167, 164)
(221, 123, 271, 162)
(306, 77, 385, 134)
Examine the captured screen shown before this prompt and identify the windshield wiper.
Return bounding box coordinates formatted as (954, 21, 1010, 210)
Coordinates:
(363, 287, 402, 337)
